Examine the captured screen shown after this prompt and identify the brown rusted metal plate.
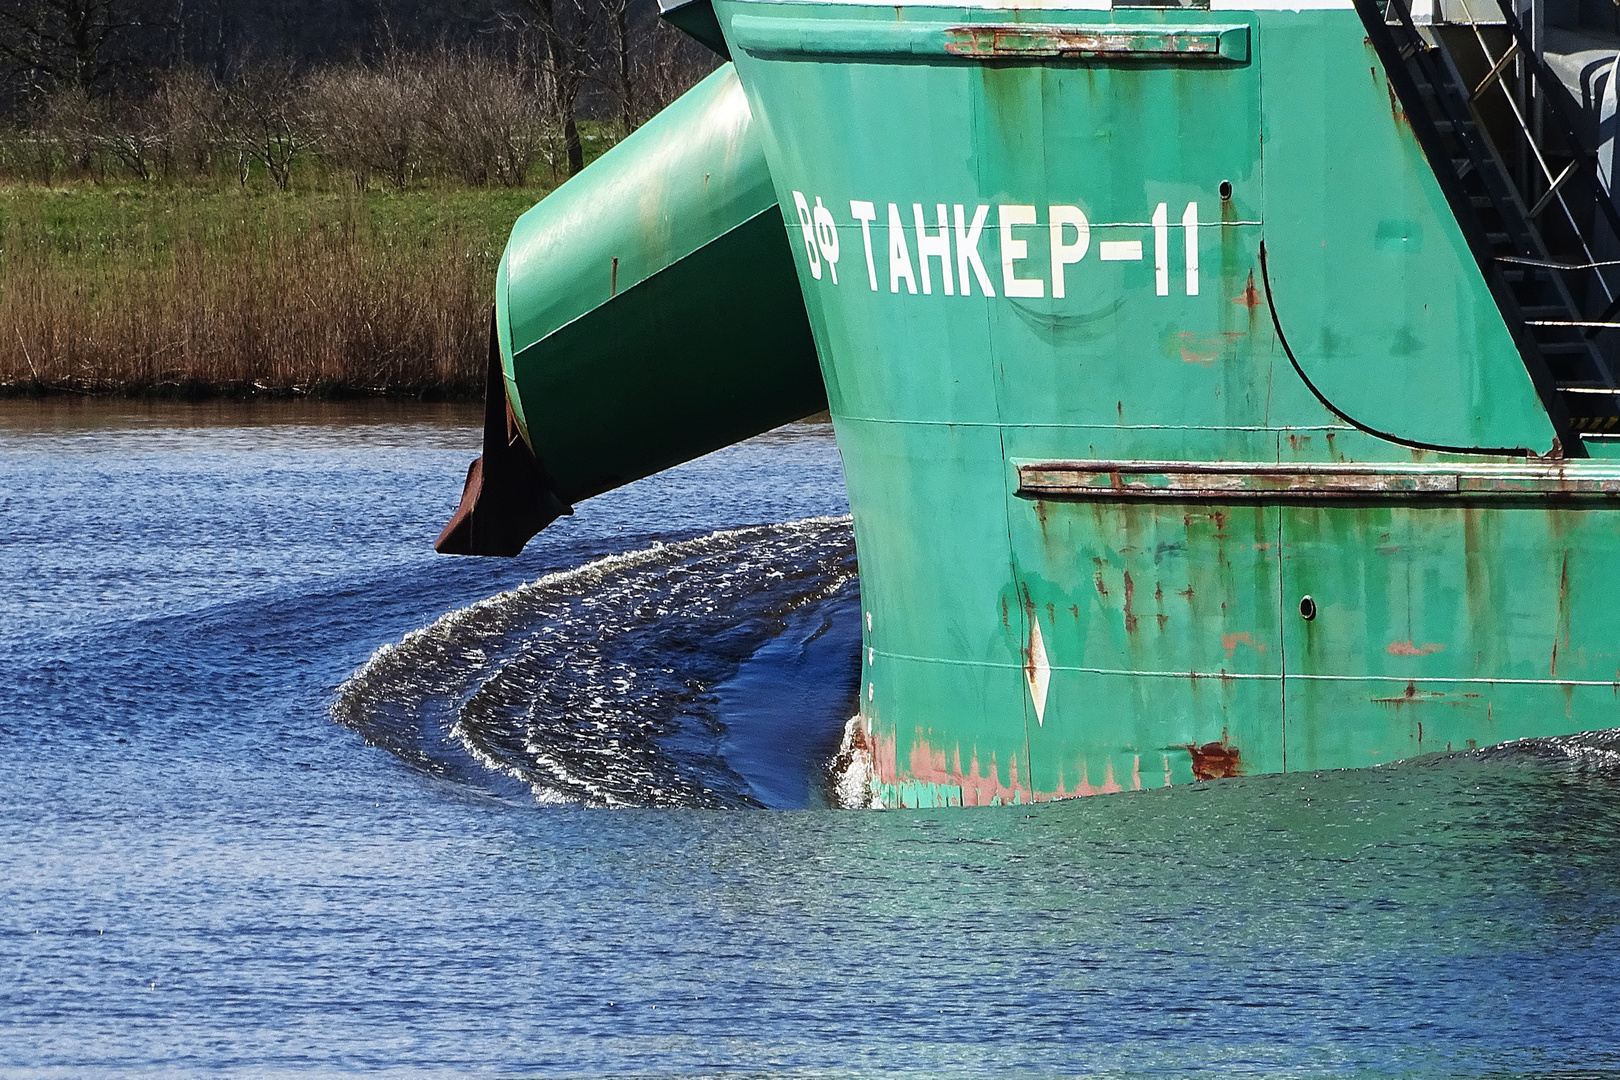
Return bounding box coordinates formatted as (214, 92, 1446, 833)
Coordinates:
(1015, 459, 1620, 501)
(729, 14, 1249, 63)
(944, 24, 1249, 62)
(1186, 734, 1242, 781)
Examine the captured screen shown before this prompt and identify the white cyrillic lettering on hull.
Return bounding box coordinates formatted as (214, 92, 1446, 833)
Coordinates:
(792, 190, 822, 280)
(887, 202, 918, 295)
(802, 192, 1215, 300)
(1098, 240, 1144, 261)
(954, 204, 996, 297)
(1048, 205, 1090, 299)
(850, 200, 879, 291)
(998, 204, 1043, 298)
(913, 203, 954, 296)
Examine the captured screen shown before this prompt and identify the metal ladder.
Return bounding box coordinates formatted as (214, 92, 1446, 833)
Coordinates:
(1358, 0, 1620, 449)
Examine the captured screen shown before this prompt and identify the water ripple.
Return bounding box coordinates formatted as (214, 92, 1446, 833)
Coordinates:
(332, 517, 858, 808)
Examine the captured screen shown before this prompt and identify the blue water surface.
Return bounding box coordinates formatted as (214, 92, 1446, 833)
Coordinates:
(2, 401, 1619, 1078)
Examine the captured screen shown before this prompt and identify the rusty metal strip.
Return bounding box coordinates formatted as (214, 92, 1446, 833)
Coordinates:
(1015, 459, 1620, 501)
(1470, 38, 1519, 102)
(730, 15, 1250, 62)
(943, 24, 1248, 61)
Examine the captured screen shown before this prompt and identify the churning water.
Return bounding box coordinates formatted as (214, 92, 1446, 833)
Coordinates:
(4, 401, 1620, 1078)
(332, 518, 859, 809)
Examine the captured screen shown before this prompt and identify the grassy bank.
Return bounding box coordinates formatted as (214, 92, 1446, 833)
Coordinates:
(0, 180, 564, 400)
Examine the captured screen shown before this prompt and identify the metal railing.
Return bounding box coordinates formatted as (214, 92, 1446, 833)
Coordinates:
(1365, 0, 1620, 434)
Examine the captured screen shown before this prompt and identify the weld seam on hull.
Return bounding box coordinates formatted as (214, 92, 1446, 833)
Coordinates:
(836, 416, 1357, 432)
(871, 650, 1280, 680)
(870, 651, 1618, 688)
(1287, 674, 1620, 688)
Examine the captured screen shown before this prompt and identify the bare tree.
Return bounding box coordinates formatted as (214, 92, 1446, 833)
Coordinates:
(220, 59, 307, 189)
(101, 91, 163, 178)
(0, 0, 167, 96)
(149, 66, 221, 177)
(503, 0, 589, 176)
(32, 82, 102, 178)
(601, 0, 632, 135)
(303, 60, 423, 188)
(420, 48, 543, 187)
(632, 15, 717, 123)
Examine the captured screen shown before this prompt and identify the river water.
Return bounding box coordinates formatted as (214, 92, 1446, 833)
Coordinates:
(3, 401, 1620, 1077)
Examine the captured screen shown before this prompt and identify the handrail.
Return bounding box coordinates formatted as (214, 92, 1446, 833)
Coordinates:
(1352, 0, 1589, 447)
(1458, 0, 1620, 307)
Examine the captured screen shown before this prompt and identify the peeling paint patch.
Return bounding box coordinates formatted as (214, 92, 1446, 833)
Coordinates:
(1122, 571, 1138, 632)
(1057, 758, 1126, 798)
(1101, 761, 1123, 794)
(1221, 631, 1265, 659)
(1386, 640, 1446, 656)
(892, 736, 1032, 807)
(1179, 329, 1246, 366)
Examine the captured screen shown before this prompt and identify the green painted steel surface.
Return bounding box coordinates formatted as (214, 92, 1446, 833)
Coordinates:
(705, 0, 1618, 806)
(1259, 13, 1552, 455)
(490, 0, 1620, 805)
(496, 63, 824, 505)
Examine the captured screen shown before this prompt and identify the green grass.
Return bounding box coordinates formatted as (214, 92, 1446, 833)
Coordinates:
(0, 182, 550, 269)
(0, 157, 628, 397)
(0, 114, 623, 254)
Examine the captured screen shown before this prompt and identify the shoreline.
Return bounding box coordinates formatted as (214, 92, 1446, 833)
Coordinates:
(0, 379, 482, 402)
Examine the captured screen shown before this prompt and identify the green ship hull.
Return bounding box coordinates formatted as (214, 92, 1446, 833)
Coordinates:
(444, 0, 1620, 806)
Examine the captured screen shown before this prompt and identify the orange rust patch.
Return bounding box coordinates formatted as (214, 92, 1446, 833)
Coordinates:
(1234, 269, 1262, 310)
(1387, 640, 1446, 656)
(901, 737, 1032, 806)
(1221, 631, 1265, 659)
(1179, 330, 1246, 367)
(1101, 762, 1123, 795)
(1554, 550, 1571, 678)
(1186, 734, 1242, 781)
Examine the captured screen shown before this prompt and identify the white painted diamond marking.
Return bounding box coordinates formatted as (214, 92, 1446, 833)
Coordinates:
(1026, 617, 1050, 725)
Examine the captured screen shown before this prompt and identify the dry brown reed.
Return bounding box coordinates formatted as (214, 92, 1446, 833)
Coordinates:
(0, 195, 488, 397)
